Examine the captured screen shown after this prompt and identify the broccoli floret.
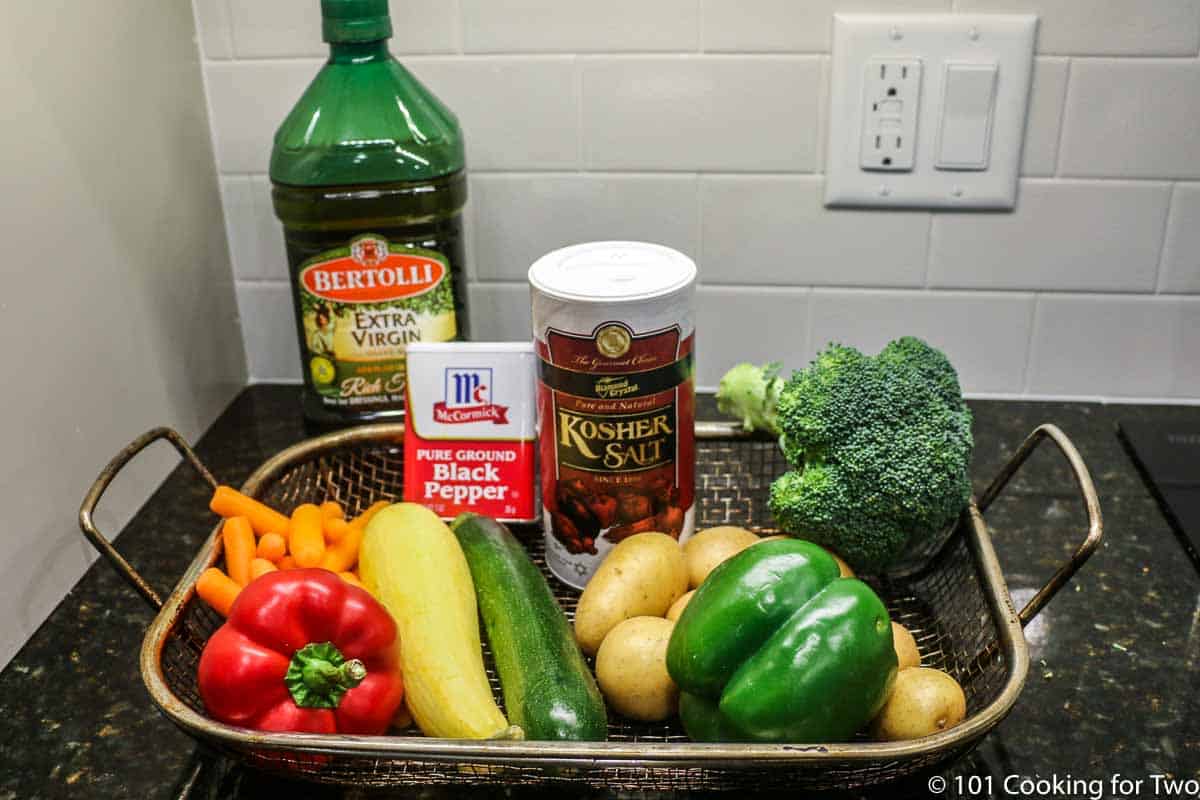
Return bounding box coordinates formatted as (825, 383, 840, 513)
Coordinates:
(768, 337, 973, 573)
(716, 361, 784, 436)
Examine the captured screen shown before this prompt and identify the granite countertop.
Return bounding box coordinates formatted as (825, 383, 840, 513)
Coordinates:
(2, 386, 1198, 798)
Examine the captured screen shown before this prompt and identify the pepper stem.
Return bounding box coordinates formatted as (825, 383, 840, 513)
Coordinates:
(285, 642, 367, 709)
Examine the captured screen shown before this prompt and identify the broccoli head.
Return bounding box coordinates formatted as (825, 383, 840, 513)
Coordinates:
(716, 361, 784, 437)
(768, 337, 973, 573)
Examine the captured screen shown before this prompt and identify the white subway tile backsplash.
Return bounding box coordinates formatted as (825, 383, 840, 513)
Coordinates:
(581, 57, 822, 171)
(955, 0, 1200, 56)
(227, 0, 457, 57)
(193, 0, 233, 59)
(928, 180, 1170, 291)
(1175, 301, 1200, 397)
(471, 174, 699, 281)
(237, 282, 301, 382)
(206, 60, 319, 173)
(1059, 60, 1200, 180)
(209, 57, 580, 174)
(220, 176, 288, 282)
(462, 0, 698, 53)
(701, 0, 951, 53)
(807, 289, 1035, 394)
(467, 283, 533, 341)
(200, 1, 1200, 402)
(700, 175, 928, 287)
(409, 57, 580, 170)
(228, 0, 323, 58)
(220, 177, 256, 274)
(695, 286, 811, 386)
(387, 1, 462, 54)
(1027, 296, 1196, 397)
(1160, 184, 1200, 293)
(1020, 58, 1069, 177)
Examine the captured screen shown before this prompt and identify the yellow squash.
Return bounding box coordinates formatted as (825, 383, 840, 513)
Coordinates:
(360, 503, 513, 739)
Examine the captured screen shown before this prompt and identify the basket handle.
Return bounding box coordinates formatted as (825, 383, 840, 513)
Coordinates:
(976, 424, 1103, 627)
(78, 427, 218, 612)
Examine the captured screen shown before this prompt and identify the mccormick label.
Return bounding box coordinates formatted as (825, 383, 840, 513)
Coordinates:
(536, 322, 696, 589)
(298, 234, 457, 409)
(403, 343, 537, 522)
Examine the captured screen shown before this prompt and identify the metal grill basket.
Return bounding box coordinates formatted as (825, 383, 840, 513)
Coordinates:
(80, 421, 1101, 792)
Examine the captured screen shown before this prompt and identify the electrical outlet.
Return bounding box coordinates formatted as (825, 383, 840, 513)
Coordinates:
(824, 13, 1037, 210)
(859, 59, 922, 171)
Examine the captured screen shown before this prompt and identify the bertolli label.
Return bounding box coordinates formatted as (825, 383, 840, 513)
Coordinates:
(297, 235, 456, 407)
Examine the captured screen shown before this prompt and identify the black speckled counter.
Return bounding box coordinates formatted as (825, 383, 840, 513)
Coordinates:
(2, 386, 1198, 799)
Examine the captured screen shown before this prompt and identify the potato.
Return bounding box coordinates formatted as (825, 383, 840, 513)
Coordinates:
(892, 622, 921, 669)
(575, 532, 687, 655)
(666, 590, 695, 622)
(871, 667, 966, 741)
(752, 535, 855, 577)
(683, 526, 760, 588)
(595, 616, 679, 721)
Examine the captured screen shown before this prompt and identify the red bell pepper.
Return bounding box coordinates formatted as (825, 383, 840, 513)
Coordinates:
(197, 568, 404, 735)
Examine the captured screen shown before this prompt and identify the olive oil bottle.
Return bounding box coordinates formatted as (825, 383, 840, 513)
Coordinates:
(271, 0, 468, 425)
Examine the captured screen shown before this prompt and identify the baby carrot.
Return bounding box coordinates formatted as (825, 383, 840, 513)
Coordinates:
(277, 555, 297, 570)
(250, 558, 278, 580)
(289, 503, 326, 568)
(222, 516, 256, 587)
(196, 567, 240, 617)
(320, 500, 344, 520)
(339, 571, 365, 590)
(209, 486, 290, 536)
(256, 532, 287, 562)
(324, 517, 350, 543)
(352, 500, 390, 530)
(319, 500, 387, 569)
(320, 522, 363, 573)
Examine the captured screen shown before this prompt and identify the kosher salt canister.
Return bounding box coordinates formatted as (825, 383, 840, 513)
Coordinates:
(529, 241, 698, 590)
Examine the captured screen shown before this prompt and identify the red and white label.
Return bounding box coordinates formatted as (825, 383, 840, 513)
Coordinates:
(403, 343, 537, 521)
(300, 237, 446, 304)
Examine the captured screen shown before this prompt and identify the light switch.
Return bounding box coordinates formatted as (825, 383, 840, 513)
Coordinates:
(935, 62, 997, 171)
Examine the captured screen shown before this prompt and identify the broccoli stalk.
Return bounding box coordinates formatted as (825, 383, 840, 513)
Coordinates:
(767, 337, 973, 573)
(715, 362, 784, 436)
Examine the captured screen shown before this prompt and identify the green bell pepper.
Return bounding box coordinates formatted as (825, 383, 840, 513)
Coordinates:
(666, 539, 897, 743)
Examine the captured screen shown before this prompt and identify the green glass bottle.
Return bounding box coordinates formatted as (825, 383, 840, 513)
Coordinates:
(271, 0, 468, 425)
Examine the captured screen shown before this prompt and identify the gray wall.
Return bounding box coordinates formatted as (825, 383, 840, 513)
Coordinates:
(0, 1, 247, 666)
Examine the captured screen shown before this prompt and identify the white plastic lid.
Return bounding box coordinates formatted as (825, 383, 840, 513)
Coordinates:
(528, 241, 697, 304)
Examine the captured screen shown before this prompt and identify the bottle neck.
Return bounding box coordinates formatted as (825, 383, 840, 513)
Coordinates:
(329, 39, 391, 65)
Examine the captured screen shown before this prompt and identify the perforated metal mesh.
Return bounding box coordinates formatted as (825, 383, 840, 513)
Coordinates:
(157, 436, 1011, 791)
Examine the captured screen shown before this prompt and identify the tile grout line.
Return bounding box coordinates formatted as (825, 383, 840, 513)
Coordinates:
(218, 166, 1185, 183)
(1051, 58, 1072, 178)
(1152, 182, 1178, 294)
(453, 0, 464, 55)
(223, 167, 1200, 185)
(574, 55, 585, 171)
(220, 0, 236, 58)
(198, 50, 1200, 62)
(1019, 294, 1042, 394)
(804, 288, 816, 362)
(922, 213, 936, 289)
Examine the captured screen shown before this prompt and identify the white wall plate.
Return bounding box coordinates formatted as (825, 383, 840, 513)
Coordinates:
(824, 13, 1037, 210)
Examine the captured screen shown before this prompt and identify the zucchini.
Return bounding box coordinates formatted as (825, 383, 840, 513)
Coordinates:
(360, 503, 513, 739)
(452, 513, 607, 741)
